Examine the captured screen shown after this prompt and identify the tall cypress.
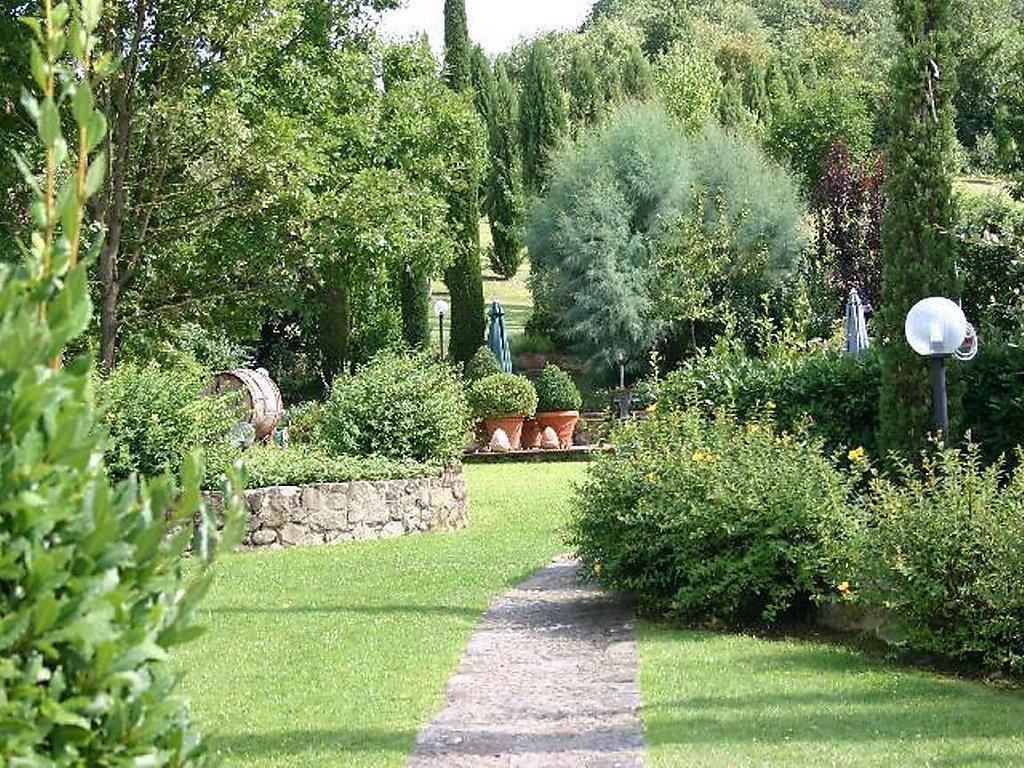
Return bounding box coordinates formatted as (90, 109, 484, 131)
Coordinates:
(443, 0, 485, 363)
(568, 48, 604, 134)
(878, 0, 959, 455)
(487, 63, 526, 279)
(519, 41, 567, 194)
(470, 45, 497, 123)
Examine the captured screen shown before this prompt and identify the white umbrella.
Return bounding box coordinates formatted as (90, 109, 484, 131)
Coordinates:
(844, 288, 870, 356)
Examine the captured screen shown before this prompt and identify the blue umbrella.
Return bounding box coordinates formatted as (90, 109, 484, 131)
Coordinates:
(487, 301, 513, 373)
(844, 288, 871, 356)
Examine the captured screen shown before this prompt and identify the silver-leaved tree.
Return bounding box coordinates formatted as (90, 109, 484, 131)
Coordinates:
(0, 1, 243, 763)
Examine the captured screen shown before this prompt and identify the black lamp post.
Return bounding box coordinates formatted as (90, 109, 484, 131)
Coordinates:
(434, 299, 449, 360)
(904, 297, 971, 444)
(614, 348, 630, 421)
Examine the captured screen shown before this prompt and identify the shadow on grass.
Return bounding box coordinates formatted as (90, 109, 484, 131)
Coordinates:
(209, 603, 481, 618)
(643, 630, 1024, 753)
(213, 727, 416, 758)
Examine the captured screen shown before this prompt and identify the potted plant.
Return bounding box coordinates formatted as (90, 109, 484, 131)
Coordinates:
(534, 364, 582, 448)
(468, 373, 538, 450)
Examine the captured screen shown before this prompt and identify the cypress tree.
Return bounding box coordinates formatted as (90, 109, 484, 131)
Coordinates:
(568, 48, 604, 133)
(519, 41, 568, 194)
(620, 41, 654, 100)
(487, 63, 526, 279)
(470, 44, 497, 124)
(878, 0, 959, 455)
(443, 0, 486, 363)
(718, 70, 747, 128)
(743, 58, 771, 121)
(443, 0, 471, 91)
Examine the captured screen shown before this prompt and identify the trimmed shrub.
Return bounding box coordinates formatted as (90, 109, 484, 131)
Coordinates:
(465, 345, 502, 382)
(99, 362, 240, 483)
(242, 446, 433, 488)
(322, 350, 470, 463)
(535, 364, 582, 412)
(468, 373, 538, 419)
(570, 410, 854, 625)
(845, 446, 1024, 679)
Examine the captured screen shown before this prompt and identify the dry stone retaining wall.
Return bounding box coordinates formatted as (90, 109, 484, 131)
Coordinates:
(204, 467, 468, 549)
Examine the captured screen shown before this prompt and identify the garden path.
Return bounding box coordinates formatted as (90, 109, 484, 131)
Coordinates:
(407, 555, 644, 767)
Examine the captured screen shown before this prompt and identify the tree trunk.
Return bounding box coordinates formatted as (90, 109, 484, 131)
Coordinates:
(319, 267, 351, 384)
(400, 265, 430, 348)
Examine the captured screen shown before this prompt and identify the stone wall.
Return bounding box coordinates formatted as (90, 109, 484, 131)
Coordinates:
(204, 467, 468, 549)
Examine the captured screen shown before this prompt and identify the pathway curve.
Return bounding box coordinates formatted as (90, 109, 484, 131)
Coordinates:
(407, 555, 644, 767)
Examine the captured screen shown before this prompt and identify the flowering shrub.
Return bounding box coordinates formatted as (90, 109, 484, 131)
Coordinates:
(844, 446, 1024, 679)
(570, 409, 855, 625)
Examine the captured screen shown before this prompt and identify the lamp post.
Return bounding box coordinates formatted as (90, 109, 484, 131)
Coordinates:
(904, 297, 969, 443)
(434, 299, 449, 360)
(613, 348, 630, 421)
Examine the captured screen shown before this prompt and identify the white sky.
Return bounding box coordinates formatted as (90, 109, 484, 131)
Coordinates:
(377, 0, 594, 56)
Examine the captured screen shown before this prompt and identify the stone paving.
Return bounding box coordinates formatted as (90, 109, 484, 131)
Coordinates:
(408, 555, 644, 767)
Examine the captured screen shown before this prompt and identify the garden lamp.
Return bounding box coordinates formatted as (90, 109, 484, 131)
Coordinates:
(904, 297, 968, 443)
(434, 299, 449, 359)
(613, 348, 630, 421)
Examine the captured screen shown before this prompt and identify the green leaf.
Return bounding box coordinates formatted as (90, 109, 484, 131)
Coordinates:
(82, 0, 103, 32)
(37, 96, 61, 147)
(84, 151, 106, 198)
(71, 81, 94, 124)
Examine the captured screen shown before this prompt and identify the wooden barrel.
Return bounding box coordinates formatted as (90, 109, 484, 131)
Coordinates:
(210, 368, 283, 440)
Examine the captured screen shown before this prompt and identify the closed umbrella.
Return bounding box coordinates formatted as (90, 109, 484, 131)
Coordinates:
(488, 301, 513, 373)
(844, 288, 871, 356)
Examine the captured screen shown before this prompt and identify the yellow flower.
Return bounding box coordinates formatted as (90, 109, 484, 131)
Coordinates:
(837, 581, 852, 597)
(847, 446, 867, 463)
(645, 471, 657, 482)
(765, 400, 777, 410)
(691, 450, 716, 465)
(594, 561, 603, 576)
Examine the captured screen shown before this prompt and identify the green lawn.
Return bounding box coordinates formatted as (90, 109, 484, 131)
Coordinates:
(638, 624, 1024, 767)
(177, 461, 1024, 768)
(175, 463, 585, 767)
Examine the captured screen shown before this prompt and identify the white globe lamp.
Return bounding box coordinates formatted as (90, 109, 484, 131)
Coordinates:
(904, 297, 970, 443)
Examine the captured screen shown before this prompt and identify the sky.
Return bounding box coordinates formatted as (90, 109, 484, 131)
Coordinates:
(377, 0, 594, 56)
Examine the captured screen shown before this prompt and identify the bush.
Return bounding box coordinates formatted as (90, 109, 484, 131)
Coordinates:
(954, 191, 1024, 338)
(659, 342, 881, 455)
(467, 373, 538, 419)
(570, 410, 854, 625)
(465, 345, 503, 382)
(845, 446, 1024, 679)
(99, 361, 240, 483)
(535, 364, 582, 412)
(285, 400, 324, 445)
(526, 103, 804, 372)
(322, 350, 470, 463)
(242, 445, 433, 488)
(2, 7, 243, 760)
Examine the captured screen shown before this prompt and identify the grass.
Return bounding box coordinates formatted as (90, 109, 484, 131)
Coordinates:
(638, 624, 1024, 767)
(175, 463, 585, 768)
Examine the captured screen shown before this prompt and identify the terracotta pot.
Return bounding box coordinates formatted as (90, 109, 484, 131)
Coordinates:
(482, 415, 525, 450)
(520, 418, 542, 449)
(536, 410, 580, 449)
